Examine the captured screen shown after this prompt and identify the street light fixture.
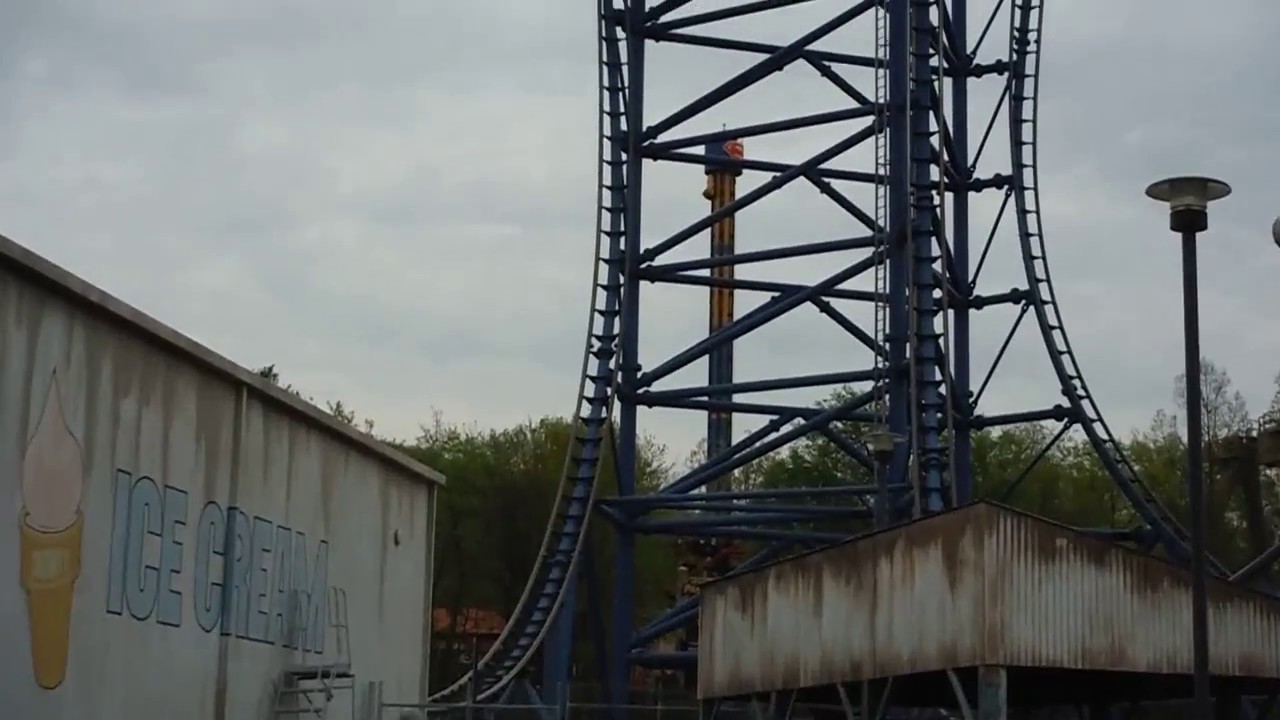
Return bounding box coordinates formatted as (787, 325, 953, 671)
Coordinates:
(864, 427, 899, 458)
(865, 426, 901, 528)
(1271, 216, 1280, 249)
(1145, 174, 1232, 720)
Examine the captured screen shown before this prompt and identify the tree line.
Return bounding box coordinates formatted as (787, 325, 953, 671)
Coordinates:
(257, 362, 1280, 692)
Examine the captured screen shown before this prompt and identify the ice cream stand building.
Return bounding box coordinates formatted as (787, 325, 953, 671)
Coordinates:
(0, 233, 443, 719)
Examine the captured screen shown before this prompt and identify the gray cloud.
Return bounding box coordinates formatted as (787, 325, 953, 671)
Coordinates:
(3, 0, 1277, 464)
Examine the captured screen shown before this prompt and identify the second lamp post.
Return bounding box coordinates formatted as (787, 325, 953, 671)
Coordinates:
(1145, 174, 1232, 719)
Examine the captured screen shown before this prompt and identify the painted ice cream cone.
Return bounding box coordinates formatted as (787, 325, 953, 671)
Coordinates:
(19, 372, 86, 691)
(20, 511, 83, 689)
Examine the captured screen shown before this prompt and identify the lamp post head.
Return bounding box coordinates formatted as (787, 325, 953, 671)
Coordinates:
(865, 427, 902, 461)
(1145, 176, 1232, 209)
(1272, 216, 1280, 249)
(1145, 175, 1232, 233)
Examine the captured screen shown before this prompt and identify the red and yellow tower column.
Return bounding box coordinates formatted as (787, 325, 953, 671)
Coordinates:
(703, 138, 743, 491)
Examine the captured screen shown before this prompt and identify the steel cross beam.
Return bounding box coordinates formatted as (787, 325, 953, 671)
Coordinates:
(475, 0, 1225, 715)
(589, 1, 972, 709)
(420, 1, 1260, 713)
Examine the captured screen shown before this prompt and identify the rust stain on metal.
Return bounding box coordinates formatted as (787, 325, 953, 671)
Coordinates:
(1, 234, 442, 713)
(698, 502, 1280, 699)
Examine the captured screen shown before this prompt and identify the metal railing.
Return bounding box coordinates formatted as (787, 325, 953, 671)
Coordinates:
(374, 684, 700, 720)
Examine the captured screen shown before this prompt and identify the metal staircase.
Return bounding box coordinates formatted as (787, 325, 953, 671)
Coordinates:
(272, 587, 356, 719)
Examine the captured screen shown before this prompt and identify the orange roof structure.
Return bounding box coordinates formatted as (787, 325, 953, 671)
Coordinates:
(432, 607, 507, 636)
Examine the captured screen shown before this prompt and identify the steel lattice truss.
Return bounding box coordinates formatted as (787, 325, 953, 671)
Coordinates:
(423, 0, 1277, 713)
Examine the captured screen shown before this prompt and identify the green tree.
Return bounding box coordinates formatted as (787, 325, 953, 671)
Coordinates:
(398, 412, 675, 689)
(257, 361, 1280, 691)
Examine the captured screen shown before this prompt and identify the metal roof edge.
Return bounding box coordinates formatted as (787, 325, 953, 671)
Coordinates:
(703, 499, 1280, 607)
(699, 501, 995, 591)
(0, 232, 446, 487)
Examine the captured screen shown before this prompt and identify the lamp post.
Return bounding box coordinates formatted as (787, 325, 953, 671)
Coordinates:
(1145, 175, 1232, 719)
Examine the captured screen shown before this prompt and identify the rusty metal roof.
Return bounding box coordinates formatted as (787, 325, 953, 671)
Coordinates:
(698, 502, 1280, 699)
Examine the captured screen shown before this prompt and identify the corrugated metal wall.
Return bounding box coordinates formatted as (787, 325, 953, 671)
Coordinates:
(699, 504, 1280, 699)
(0, 236, 443, 719)
(989, 507, 1280, 677)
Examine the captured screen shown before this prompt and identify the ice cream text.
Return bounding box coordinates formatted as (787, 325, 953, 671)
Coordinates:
(105, 469, 331, 653)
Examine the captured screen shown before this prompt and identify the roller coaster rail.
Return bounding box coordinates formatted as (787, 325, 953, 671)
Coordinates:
(423, 9, 629, 704)
(1004, 0, 1222, 575)
(424, 0, 1274, 714)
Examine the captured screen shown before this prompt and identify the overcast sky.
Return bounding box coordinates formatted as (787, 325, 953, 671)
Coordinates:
(3, 0, 1278, 466)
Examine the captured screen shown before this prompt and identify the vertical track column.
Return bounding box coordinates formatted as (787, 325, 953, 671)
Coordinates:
(948, 0, 974, 503)
(703, 138, 743, 490)
(886, 0, 914, 511)
(908, 0, 946, 512)
(610, 0, 645, 714)
(543, 586, 576, 707)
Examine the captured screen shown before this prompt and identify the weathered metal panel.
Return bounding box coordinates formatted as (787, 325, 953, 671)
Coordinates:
(0, 234, 443, 719)
(698, 503, 1280, 699)
(988, 506, 1280, 677)
(699, 509, 988, 698)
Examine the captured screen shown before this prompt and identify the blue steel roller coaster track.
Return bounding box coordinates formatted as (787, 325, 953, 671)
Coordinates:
(426, 0, 1225, 709)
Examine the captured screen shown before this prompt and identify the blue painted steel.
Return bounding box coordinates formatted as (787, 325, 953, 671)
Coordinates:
(425, 0, 1234, 712)
(908, 0, 946, 512)
(1003, 0, 1222, 574)
(421, 4, 629, 705)
(609, 0, 645, 710)
(949, 0, 973, 504)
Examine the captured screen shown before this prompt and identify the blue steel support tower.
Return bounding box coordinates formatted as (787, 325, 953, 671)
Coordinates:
(425, 0, 1225, 713)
